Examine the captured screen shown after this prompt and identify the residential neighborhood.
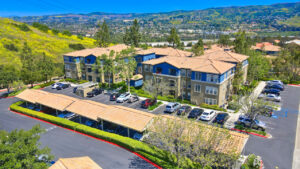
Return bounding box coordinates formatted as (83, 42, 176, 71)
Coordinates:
(0, 1, 300, 169)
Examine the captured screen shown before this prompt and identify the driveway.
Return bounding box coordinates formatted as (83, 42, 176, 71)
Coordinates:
(0, 97, 156, 169)
(243, 85, 300, 169)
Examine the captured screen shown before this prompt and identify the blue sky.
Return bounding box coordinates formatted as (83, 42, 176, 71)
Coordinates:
(1, 0, 299, 16)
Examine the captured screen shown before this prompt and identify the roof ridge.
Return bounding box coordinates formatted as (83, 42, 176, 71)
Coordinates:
(209, 60, 222, 74)
(226, 51, 240, 62)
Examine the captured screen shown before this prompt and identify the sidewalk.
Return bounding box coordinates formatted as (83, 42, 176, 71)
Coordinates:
(224, 81, 266, 129)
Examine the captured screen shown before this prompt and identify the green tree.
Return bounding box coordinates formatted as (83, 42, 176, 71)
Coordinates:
(167, 27, 181, 48)
(192, 38, 204, 56)
(116, 47, 137, 92)
(247, 52, 271, 81)
(232, 63, 244, 94)
(234, 31, 251, 55)
(123, 19, 141, 47)
(38, 52, 55, 82)
(0, 125, 53, 169)
(94, 51, 116, 88)
(95, 20, 110, 47)
(0, 64, 19, 93)
(218, 35, 231, 47)
(20, 42, 40, 87)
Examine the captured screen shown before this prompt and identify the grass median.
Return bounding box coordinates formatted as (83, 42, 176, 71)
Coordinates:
(10, 101, 176, 169)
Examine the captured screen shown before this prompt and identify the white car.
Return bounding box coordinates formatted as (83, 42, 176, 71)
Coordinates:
(200, 111, 216, 121)
(165, 102, 181, 113)
(51, 82, 61, 89)
(116, 93, 131, 103)
(265, 94, 281, 102)
(267, 80, 283, 86)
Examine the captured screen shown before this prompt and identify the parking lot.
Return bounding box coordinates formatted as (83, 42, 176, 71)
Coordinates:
(42, 85, 227, 126)
(244, 85, 300, 169)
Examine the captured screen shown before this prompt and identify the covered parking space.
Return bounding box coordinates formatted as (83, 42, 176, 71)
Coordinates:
(16, 89, 156, 139)
(16, 89, 78, 118)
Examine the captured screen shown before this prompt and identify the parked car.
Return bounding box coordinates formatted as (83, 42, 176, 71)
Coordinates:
(266, 84, 284, 91)
(56, 83, 70, 90)
(177, 105, 192, 116)
(141, 99, 156, 109)
(213, 113, 229, 125)
(87, 88, 102, 97)
(265, 94, 281, 102)
(73, 87, 78, 93)
(165, 102, 181, 113)
(200, 111, 216, 121)
(110, 93, 120, 101)
(237, 115, 266, 131)
(262, 88, 280, 95)
(267, 80, 283, 86)
(51, 83, 61, 89)
(188, 108, 204, 119)
(116, 92, 131, 103)
(127, 94, 139, 103)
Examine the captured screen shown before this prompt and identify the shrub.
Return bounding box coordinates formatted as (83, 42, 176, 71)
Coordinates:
(227, 101, 241, 111)
(60, 78, 88, 84)
(4, 43, 18, 51)
(69, 43, 85, 50)
(148, 101, 163, 111)
(32, 22, 49, 33)
(200, 103, 227, 112)
(13, 23, 31, 32)
(10, 101, 176, 168)
(62, 30, 72, 36)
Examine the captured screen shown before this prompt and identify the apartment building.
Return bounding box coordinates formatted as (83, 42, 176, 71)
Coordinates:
(142, 50, 249, 107)
(64, 45, 192, 83)
(63, 44, 131, 83)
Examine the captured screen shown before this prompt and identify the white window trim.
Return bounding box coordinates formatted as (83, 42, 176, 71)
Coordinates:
(194, 84, 201, 93)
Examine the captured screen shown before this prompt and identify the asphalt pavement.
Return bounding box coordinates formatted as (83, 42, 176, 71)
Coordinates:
(0, 96, 156, 169)
(243, 85, 300, 169)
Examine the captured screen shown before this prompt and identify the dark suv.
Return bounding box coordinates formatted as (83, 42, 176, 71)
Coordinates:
(87, 88, 102, 97)
(56, 83, 70, 90)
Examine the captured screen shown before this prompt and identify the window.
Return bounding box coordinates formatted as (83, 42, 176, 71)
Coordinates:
(187, 70, 191, 77)
(169, 80, 175, 87)
(82, 75, 86, 80)
(169, 69, 176, 76)
(86, 58, 91, 64)
(156, 67, 162, 73)
(169, 90, 175, 96)
(137, 57, 142, 62)
(66, 72, 71, 78)
(206, 74, 219, 83)
(144, 65, 149, 72)
(138, 67, 142, 74)
(181, 69, 186, 76)
(205, 86, 218, 95)
(96, 77, 100, 82)
(194, 84, 201, 92)
(95, 69, 99, 74)
(87, 68, 92, 73)
(195, 72, 201, 80)
(88, 76, 93, 81)
(65, 64, 70, 70)
(150, 65, 153, 72)
(187, 83, 191, 89)
(205, 98, 217, 105)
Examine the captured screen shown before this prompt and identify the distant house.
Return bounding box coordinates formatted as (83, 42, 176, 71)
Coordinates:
(285, 39, 300, 46)
(49, 156, 102, 169)
(251, 42, 281, 55)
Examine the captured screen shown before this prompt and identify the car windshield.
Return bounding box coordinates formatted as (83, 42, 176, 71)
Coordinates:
(166, 106, 171, 108)
(202, 112, 209, 116)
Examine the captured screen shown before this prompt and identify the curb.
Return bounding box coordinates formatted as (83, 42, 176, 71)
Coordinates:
(288, 84, 300, 87)
(8, 108, 162, 169)
(231, 128, 268, 138)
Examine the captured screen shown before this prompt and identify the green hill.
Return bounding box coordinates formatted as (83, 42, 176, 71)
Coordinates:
(0, 18, 96, 69)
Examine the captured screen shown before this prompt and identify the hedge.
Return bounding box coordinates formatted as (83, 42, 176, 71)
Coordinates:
(10, 101, 177, 169)
(234, 124, 267, 136)
(60, 78, 88, 84)
(32, 81, 55, 89)
(199, 103, 227, 112)
(148, 101, 163, 111)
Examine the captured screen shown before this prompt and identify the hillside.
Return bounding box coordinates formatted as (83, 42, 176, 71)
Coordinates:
(0, 18, 96, 68)
(11, 2, 300, 41)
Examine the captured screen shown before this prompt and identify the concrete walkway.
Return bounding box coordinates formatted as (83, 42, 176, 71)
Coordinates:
(224, 81, 266, 129)
(292, 103, 300, 169)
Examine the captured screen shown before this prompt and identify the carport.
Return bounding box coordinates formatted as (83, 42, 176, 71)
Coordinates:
(16, 89, 78, 117)
(16, 89, 156, 138)
(66, 100, 156, 137)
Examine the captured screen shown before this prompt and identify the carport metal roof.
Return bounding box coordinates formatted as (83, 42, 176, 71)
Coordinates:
(49, 156, 102, 169)
(17, 89, 156, 132)
(98, 105, 156, 132)
(16, 89, 78, 111)
(16, 89, 48, 104)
